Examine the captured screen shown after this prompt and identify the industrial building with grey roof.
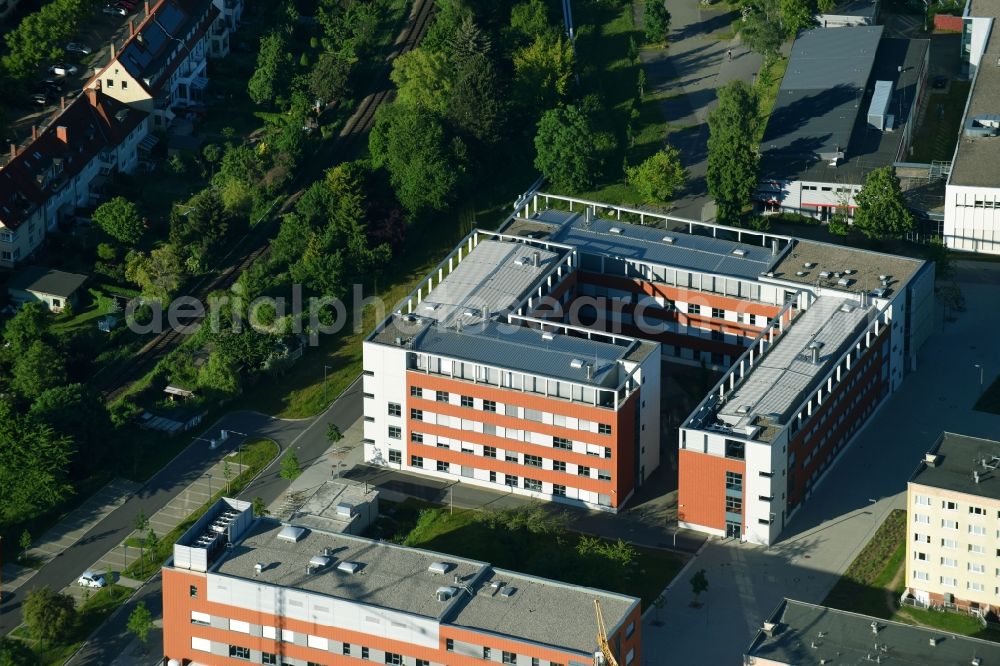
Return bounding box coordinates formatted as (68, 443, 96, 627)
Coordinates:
(746, 599, 1000, 664)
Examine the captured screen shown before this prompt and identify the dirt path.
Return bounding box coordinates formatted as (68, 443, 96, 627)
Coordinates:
(883, 557, 906, 617)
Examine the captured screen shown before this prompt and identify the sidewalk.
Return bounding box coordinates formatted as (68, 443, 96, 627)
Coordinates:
(1, 477, 139, 596)
(637, 0, 762, 220)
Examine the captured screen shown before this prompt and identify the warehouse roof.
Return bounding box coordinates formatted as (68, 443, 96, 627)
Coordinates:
(548, 212, 779, 280)
(910, 432, 1000, 501)
(211, 519, 637, 656)
(746, 599, 1000, 664)
(712, 297, 874, 440)
(950, 0, 1000, 187)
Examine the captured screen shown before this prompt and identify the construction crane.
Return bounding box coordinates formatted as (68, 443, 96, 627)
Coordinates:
(593, 599, 620, 666)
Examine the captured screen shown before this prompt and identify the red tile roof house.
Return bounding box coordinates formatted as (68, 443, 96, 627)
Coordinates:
(86, 0, 231, 131)
(0, 89, 149, 268)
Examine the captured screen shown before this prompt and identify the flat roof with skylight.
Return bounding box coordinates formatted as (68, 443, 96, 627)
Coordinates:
(911, 432, 1000, 502)
(768, 238, 924, 296)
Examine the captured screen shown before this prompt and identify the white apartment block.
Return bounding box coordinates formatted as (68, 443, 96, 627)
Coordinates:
(904, 432, 1000, 616)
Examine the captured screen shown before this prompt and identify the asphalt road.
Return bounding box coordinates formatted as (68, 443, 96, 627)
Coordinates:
(58, 381, 362, 664)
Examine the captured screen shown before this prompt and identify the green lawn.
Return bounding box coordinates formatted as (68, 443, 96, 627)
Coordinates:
(123, 439, 278, 580)
(11, 584, 133, 666)
(974, 375, 1000, 415)
(755, 55, 790, 143)
(823, 509, 906, 619)
(910, 81, 971, 163)
(376, 500, 685, 608)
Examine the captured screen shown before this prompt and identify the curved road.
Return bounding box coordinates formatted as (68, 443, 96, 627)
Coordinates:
(0, 381, 362, 647)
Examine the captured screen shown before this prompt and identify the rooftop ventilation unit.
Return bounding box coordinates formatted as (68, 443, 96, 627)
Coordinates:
(839, 302, 857, 313)
(337, 561, 361, 575)
(763, 622, 778, 637)
(499, 586, 517, 598)
(732, 248, 747, 257)
(541, 332, 554, 341)
(871, 288, 887, 298)
(796, 271, 808, 277)
(428, 561, 451, 575)
(867, 81, 893, 130)
(837, 277, 853, 287)
(609, 227, 624, 234)
(929, 637, 940, 647)
(422, 304, 437, 311)
(277, 525, 306, 543)
(735, 404, 752, 415)
(435, 586, 458, 602)
(803, 262, 817, 268)
(309, 554, 332, 569)
(662, 235, 676, 244)
(335, 503, 353, 518)
(808, 341, 823, 364)
(844, 269, 855, 275)
(570, 359, 585, 369)
(924, 453, 941, 467)
(513, 257, 526, 266)
(489, 580, 505, 595)
(878, 274, 889, 281)
(819, 271, 831, 279)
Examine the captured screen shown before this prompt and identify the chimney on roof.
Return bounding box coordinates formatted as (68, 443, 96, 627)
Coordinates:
(56, 126, 69, 144)
(129, 19, 135, 36)
(111, 42, 116, 59)
(145, 0, 150, 15)
(60, 96, 66, 111)
(31, 125, 38, 141)
(86, 86, 98, 107)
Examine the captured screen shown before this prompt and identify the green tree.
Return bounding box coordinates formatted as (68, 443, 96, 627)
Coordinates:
(391, 48, 455, 114)
(740, 0, 784, 63)
(309, 51, 354, 105)
(125, 245, 185, 302)
(420, 0, 473, 56)
(248, 32, 292, 105)
(644, 0, 672, 44)
(448, 15, 491, 63)
(252, 496, 270, 517)
(780, 0, 816, 35)
(280, 449, 302, 480)
(30, 383, 112, 460)
(534, 105, 600, 192)
(1, 0, 92, 82)
(0, 636, 34, 666)
(22, 586, 75, 646)
(11, 341, 66, 400)
(326, 422, 342, 444)
(509, 0, 553, 44)
(853, 166, 915, 240)
(448, 53, 507, 144)
(690, 568, 709, 602)
(144, 528, 158, 563)
(0, 399, 74, 523)
(369, 103, 465, 213)
(134, 508, 149, 567)
(223, 460, 233, 494)
(93, 196, 144, 246)
(2, 302, 49, 356)
(513, 34, 575, 111)
(627, 147, 687, 202)
(197, 351, 241, 398)
(126, 602, 154, 650)
(19, 529, 31, 561)
(707, 80, 760, 224)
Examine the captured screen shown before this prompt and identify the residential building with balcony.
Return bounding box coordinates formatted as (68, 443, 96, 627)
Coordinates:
(162, 498, 642, 666)
(0, 89, 149, 268)
(87, 0, 221, 129)
(364, 192, 934, 535)
(903, 432, 1000, 617)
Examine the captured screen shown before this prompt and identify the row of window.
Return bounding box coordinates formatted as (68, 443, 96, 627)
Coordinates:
(912, 514, 991, 534)
(911, 571, 987, 592)
(407, 449, 612, 481)
(392, 420, 613, 460)
(914, 495, 995, 516)
(193, 630, 419, 666)
(912, 533, 997, 555)
(913, 552, 991, 573)
(445, 639, 555, 666)
(398, 394, 613, 436)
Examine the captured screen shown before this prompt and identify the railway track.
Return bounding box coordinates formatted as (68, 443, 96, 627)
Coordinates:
(97, 0, 437, 403)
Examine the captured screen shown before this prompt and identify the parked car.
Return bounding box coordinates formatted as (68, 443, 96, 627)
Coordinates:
(65, 42, 93, 56)
(48, 63, 79, 76)
(102, 4, 127, 15)
(77, 571, 107, 588)
(41, 78, 63, 92)
(30, 93, 49, 106)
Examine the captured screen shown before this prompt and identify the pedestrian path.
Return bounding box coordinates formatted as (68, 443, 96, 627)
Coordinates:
(1, 477, 139, 596)
(79, 457, 245, 588)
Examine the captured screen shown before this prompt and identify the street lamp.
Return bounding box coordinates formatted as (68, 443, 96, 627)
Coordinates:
(206, 473, 213, 499)
(225, 430, 249, 476)
(975, 364, 984, 389)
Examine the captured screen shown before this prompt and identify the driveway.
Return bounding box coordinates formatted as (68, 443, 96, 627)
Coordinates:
(642, 265, 1000, 663)
(638, 0, 762, 220)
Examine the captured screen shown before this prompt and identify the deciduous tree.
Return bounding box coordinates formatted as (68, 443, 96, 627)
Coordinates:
(644, 0, 672, 44)
(534, 105, 600, 192)
(22, 587, 75, 646)
(127, 602, 153, 649)
(248, 32, 292, 106)
(853, 166, 915, 240)
(690, 568, 709, 602)
(369, 103, 465, 213)
(513, 34, 575, 111)
(627, 146, 687, 202)
(280, 450, 302, 480)
(309, 51, 354, 105)
(2, 302, 49, 356)
(707, 80, 760, 224)
(740, 0, 784, 62)
(0, 636, 34, 666)
(93, 196, 144, 246)
(448, 53, 507, 144)
(509, 0, 554, 45)
(11, 341, 66, 400)
(780, 0, 815, 36)
(125, 246, 185, 302)
(390, 48, 454, 114)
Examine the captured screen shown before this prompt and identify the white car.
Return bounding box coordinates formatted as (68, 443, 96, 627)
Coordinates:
(48, 63, 79, 76)
(77, 571, 107, 588)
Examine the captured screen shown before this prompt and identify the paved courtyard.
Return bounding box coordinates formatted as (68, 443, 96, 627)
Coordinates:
(642, 264, 1000, 663)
